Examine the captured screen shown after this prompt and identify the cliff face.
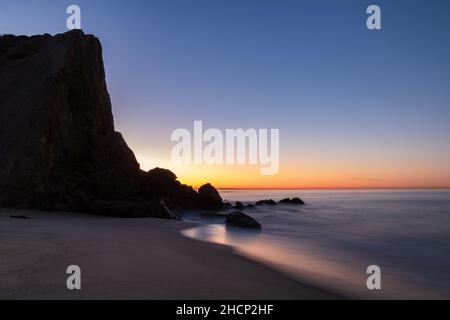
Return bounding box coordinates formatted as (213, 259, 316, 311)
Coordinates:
(0, 30, 221, 218)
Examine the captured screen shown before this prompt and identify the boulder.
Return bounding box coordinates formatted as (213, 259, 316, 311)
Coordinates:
(255, 199, 277, 206)
(198, 183, 223, 209)
(279, 198, 305, 205)
(143, 168, 199, 210)
(226, 212, 261, 229)
(234, 201, 245, 209)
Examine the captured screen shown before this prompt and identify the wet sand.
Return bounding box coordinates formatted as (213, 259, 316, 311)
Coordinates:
(0, 209, 338, 300)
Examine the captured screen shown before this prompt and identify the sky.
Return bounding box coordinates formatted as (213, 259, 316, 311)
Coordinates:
(1, 0, 450, 189)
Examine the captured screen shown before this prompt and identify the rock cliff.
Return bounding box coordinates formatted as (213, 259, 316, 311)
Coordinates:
(0, 30, 222, 218)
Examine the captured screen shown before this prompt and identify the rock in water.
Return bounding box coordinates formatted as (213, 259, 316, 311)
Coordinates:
(0, 30, 220, 217)
(234, 201, 245, 209)
(278, 198, 305, 205)
(255, 199, 277, 206)
(226, 212, 261, 229)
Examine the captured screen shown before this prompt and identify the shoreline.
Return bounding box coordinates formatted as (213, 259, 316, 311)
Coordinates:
(0, 209, 340, 300)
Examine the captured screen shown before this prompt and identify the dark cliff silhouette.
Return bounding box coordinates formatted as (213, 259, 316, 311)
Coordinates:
(0, 30, 223, 218)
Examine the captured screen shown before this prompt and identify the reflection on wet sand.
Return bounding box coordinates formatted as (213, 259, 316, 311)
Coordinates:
(183, 224, 441, 299)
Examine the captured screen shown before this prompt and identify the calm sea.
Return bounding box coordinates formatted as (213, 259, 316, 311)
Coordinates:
(183, 189, 450, 299)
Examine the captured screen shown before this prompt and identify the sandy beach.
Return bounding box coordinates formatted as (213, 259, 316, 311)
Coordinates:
(0, 209, 338, 300)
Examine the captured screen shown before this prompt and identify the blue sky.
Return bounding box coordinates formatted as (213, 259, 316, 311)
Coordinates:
(1, 0, 449, 188)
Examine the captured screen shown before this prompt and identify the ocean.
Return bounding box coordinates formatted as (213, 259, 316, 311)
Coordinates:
(182, 189, 450, 299)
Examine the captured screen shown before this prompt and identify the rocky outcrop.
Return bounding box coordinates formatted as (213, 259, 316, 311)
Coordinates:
(0, 30, 223, 218)
(226, 212, 261, 229)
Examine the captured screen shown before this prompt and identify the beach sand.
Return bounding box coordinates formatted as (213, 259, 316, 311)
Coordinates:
(0, 209, 338, 300)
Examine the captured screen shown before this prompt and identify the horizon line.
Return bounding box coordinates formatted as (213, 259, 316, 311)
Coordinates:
(215, 187, 450, 191)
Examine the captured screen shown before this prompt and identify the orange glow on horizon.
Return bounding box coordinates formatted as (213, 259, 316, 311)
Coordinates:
(151, 163, 450, 191)
(128, 142, 450, 191)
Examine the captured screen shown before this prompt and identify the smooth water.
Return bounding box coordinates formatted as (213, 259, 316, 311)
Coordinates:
(182, 189, 450, 299)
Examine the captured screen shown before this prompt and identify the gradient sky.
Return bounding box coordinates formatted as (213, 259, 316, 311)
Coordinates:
(1, 0, 450, 189)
